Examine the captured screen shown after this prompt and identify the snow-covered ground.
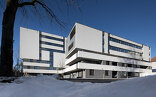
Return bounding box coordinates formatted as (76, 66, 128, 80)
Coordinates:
(0, 75, 156, 97)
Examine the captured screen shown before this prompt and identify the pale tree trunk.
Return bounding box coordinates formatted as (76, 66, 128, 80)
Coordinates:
(0, 0, 18, 76)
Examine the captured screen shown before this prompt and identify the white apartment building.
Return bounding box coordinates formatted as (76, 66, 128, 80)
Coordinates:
(20, 23, 152, 79)
(20, 27, 66, 74)
(63, 23, 152, 79)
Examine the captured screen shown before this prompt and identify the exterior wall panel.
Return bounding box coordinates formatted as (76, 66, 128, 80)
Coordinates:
(76, 23, 102, 53)
(142, 45, 150, 61)
(53, 52, 66, 68)
(20, 27, 39, 59)
(23, 62, 50, 67)
(41, 50, 50, 61)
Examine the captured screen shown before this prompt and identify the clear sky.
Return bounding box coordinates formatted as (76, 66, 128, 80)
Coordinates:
(0, 0, 156, 65)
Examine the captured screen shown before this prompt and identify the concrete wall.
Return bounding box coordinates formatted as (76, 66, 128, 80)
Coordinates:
(20, 27, 39, 60)
(104, 32, 109, 53)
(75, 23, 102, 53)
(142, 45, 150, 61)
(53, 52, 66, 68)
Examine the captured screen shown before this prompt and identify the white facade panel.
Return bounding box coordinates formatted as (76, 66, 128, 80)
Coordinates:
(41, 38, 63, 45)
(110, 34, 142, 46)
(142, 45, 150, 61)
(53, 52, 65, 68)
(20, 27, 39, 59)
(23, 69, 58, 74)
(62, 64, 77, 73)
(104, 32, 109, 53)
(65, 53, 77, 65)
(109, 41, 142, 53)
(62, 63, 152, 74)
(77, 63, 151, 73)
(152, 62, 156, 69)
(41, 44, 63, 50)
(23, 62, 50, 67)
(77, 51, 151, 66)
(109, 50, 142, 60)
(41, 32, 63, 39)
(41, 50, 50, 61)
(75, 23, 102, 52)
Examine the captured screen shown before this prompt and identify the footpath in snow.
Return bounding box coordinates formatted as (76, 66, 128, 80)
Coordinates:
(0, 75, 156, 97)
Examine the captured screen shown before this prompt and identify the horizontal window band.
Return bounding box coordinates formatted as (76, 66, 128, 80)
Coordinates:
(23, 67, 56, 70)
(23, 58, 51, 64)
(109, 46, 142, 56)
(41, 37, 63, 45)
(41, 48, 65, 53)
(41, 44, 63, 51)
(40, 41, 64, 48)
(109, 37, 142, 49)
(67, 48, 149, 62)
(41, 35, 64, 42)
(152, 69, 156, 72)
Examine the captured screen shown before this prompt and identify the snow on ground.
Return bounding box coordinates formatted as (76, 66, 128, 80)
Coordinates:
(0, 75, 156, 97)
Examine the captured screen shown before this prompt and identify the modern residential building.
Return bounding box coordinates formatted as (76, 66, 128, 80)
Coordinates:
(20, 27, 66, 74)
(20, 23, 152, 79)
(63, 23, 152, 79)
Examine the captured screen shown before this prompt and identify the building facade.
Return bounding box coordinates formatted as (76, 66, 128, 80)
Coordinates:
(63, 23, 152, 79)
(20, 23, 152, 79)
(20, 27, 66, 74)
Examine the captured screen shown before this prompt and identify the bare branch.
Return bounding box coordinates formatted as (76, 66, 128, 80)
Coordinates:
(18, 0, 66, 29)
(18, 0, 37, 7)
(36, 1, 66, 28)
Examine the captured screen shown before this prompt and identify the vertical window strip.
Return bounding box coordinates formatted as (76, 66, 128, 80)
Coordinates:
(102, 32, 104, 53)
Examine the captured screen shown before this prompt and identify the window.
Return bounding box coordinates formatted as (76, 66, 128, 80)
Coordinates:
(70, 27, 75, 40)
(128, 64, 133, 67)
(89, 69, 94, 75)
(27, 66, 30, 69)
(105, 70, 109, 76)
(106, 61, 109, 65)
(122, 63, 125, 67)
(112, 62, 117, 66)
(68, 42, 73, 51)
(34, 66, 39, 69)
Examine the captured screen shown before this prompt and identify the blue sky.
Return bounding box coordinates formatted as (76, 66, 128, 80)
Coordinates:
(0, 0, 156, 65)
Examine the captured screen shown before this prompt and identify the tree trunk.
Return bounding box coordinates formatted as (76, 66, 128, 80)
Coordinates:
(0, 0, 18, 76)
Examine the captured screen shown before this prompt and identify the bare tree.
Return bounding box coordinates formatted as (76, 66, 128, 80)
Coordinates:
(0, 0, 82, 77)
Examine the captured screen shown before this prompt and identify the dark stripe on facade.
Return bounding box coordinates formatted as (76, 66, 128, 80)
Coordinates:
(41, 35, 64, 42)
(50, 51, 54, 69)
(39, 31, 42, 60)
(109, 37, 142, 49)
(63, 37, 65, 51)
(102, 31, 104, 53)
(152, 69, 156, 72)
(109, 46, 142, 55)
(41, 48, 65, 53)
(108, 33, 110, 54)
(23, 58, 51, 64)
(41, 41, 64, 48)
